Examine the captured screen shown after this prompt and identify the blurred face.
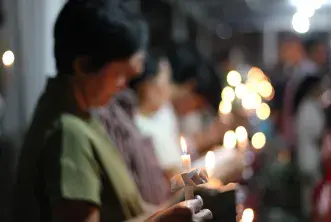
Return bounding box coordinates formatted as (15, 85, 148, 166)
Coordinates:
(311, 44, 327, 66)
(140, 59, 172, 111)
(74, 51, 145, 110)
(172, 82, 206, 116)
(280, 40, 304, 65)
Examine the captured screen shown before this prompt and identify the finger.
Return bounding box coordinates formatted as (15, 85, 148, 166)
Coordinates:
(193, 209, 213, 222)
(185, 198, 203, 213)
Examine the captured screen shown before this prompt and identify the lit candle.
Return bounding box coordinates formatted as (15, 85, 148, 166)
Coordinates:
(180, 137, 194, 200)
(205, 151, 215, 178)
(180, 137, 191, 172)
(241, 208, 254, 222)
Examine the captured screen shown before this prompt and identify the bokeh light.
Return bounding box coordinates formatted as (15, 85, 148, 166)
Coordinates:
(219, 100, 232, 115)
(242, 92, 262, 110)
(235, 84, 248, 99)
(247, 67, 264, 81)
(2, 50, 15, 67)
(205, 151, 215, 177)
(235, 126, 248, 143)
(251, 132, 266, 149)
(221, 86, 235, 102)
(292, 12, 310, 34)
(227, 70, 242, 87)
(223, 130, 237, 149)
(245, 80, 260, 93)
(258, 80, 273, 98)
(256, 103, 271, 120)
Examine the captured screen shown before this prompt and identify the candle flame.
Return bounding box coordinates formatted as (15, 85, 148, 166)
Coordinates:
(242, 208, 254, 222)
(205, 151, 215, 177)
(180, 137, 187, 154)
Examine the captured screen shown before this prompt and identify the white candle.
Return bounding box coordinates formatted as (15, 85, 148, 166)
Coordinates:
(180, 137, 191, 172)
(180, 137, 194, 200)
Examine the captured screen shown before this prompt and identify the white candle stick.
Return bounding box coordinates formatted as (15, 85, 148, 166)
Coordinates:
(180, 137, 194, 200)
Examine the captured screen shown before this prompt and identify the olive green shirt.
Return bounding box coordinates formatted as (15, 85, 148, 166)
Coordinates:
(12, 78, 143, 222)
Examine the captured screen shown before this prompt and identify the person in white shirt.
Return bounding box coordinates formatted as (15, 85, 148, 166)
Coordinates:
(130, 52, 230, 175)
(294, 75, 326, 219)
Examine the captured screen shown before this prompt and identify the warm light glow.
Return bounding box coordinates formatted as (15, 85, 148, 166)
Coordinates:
(258, 80, 273, 98)
(242, 92, 262, 110)
(252, 132, 266, 149)
(264, 88, 275, 101)
(227, 70, 242, 87)
(242, 208, 254, 222)
(180, 137, 187, 153)
(219, 101, 232, 115)
(221, 86, 235, 102)
(247, 67, 264, 82)
(235, 84, 248, 99)
(235, 126, 248, 143)
(223, 130, 237, 149)
(205, 151, 215, 177)
(245, 80, 260, 93)
(2, 50, 15, 67)
(256, 103, 271, 120)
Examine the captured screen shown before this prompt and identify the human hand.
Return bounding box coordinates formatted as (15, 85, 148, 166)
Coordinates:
(147, 196, 212, 222)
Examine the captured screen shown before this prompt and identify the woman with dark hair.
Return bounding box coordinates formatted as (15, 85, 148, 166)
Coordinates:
(294, 75, 325, 220)
(12, 1, 210, 222)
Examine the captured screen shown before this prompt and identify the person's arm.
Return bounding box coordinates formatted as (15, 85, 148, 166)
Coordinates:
(43, 125, 102, 222)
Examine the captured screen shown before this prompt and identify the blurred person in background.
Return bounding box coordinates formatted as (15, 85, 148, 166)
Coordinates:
(293, 75, 325, 221)
(303, 38, 328, 74)
(12, 1, 211, 222)
(313, 105, 331, 222)
(269, 37, 305, 140)
(167, 44, 230, 153)
(130, 53, 182, 176)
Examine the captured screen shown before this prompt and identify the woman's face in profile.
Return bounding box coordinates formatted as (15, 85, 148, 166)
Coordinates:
(76, 51, 146, 108)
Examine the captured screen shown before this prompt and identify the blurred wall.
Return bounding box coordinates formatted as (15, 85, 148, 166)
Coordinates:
(0, 1, 65, 221)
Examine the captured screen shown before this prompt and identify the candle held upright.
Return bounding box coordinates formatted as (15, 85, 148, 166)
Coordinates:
(180, 137, 194, 200)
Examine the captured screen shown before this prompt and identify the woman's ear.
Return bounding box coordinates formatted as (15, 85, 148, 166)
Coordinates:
(183, 79, 197, 91)
(73, 57, 91, 78)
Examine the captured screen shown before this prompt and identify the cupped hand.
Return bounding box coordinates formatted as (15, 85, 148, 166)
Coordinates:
(147, 196, 212, 222)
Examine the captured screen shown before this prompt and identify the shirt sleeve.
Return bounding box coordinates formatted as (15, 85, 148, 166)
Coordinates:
(42, 123, 101, 206)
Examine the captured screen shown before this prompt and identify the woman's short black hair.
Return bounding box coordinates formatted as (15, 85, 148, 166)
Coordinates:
(293, 75, 322, 115)
(54, 0, 148, 75)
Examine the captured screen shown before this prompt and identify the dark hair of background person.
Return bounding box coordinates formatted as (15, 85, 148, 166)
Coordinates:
(128, 52, 162, 91)
(303, 37, 324, 55)
(54, 0, 148, 75)
(292, 75, 322, 115)
(166, 42, 222, 112)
